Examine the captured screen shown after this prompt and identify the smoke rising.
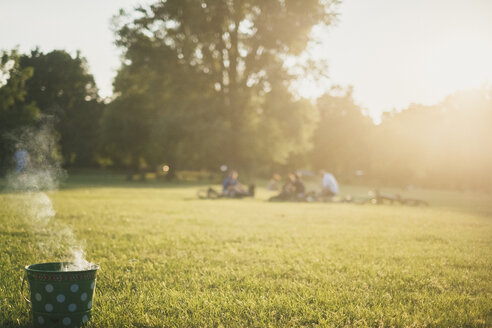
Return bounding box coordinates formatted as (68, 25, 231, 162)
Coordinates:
(4, 116, 92, 271)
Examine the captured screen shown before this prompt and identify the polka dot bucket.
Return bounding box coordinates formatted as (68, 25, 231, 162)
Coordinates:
(23, 262, 99, 328)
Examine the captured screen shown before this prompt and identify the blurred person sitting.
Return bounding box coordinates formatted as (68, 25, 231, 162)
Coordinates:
(269, 173, 297, 201)
(14, 146, 29, 174)
(294, 172, 306, 200)
(222, 170, 254, 198)
(319, 170, 339, 201)
(268, 173, 282, 191)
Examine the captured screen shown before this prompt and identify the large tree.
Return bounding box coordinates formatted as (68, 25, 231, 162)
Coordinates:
(19, 49, 103, 167)
(106, 0, 338, 173)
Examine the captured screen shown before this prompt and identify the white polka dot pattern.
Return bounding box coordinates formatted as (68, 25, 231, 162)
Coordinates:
(62, 317, 71, 326)
(32, 278, 96, 327)
(57, 294, 66, 303)
(68, 303, 77, 312)
(45, 303, 53, 312)
(45, 284, 54, 293)
(70, 284, 79, 292)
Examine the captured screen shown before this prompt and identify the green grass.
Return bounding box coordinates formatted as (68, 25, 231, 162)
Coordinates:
(1, 174, 491, 327)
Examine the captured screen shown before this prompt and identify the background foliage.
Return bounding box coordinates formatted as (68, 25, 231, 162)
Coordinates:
(1, 0, 491, 190)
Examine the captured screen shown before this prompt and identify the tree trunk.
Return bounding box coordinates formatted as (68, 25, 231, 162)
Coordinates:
(226, 12, 242, 169)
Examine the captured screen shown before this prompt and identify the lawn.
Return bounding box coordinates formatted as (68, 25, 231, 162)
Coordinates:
(1, 174, 491, 327)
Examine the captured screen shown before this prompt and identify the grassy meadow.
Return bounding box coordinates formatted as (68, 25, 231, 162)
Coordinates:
(0, 173, 491, 327)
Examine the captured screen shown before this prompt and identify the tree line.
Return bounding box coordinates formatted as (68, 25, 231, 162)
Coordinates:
(1, 0, 491, 191)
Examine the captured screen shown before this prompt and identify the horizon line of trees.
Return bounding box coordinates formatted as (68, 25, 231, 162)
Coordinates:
(1, 0, 491, 191)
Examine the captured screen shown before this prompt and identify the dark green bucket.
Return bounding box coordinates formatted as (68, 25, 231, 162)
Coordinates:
(23, 262, 99, 328)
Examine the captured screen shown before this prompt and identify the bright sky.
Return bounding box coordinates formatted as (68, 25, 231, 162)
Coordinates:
(302, 0, 492, 118)
(1, 0, 492, 119)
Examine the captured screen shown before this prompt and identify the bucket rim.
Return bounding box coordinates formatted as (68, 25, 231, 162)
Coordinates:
(25, 262, 99, 273)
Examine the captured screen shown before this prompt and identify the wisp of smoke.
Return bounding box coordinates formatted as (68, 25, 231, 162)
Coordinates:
(62, 247, 92, 272)
(4, 116, 93, 271)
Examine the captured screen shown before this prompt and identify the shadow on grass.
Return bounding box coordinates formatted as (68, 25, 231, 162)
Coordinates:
(0, 173, 221, 194)
(0, 230, 30, 238)
(0, 320, 31, 328)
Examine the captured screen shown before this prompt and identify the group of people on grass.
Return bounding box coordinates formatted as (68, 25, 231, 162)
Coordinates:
(269, 170, 339, 202)
(212, 169, 339, 202)
(268, 172, 305, 201)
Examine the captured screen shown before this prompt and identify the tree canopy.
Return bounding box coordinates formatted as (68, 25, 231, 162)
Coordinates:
(310, 86, 373, 180)
(0, 50, 40, 172)
(19, 49, 103, 166)
(103, 0, 339, 173)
